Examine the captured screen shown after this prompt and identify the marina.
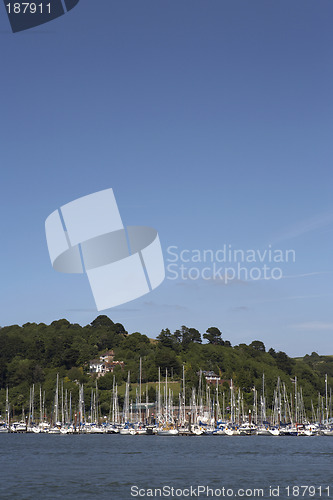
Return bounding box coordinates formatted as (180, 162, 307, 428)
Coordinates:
(1, 369, 332, 437)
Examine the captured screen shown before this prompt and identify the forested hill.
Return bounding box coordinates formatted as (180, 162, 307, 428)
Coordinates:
(0, 315, 331, 414)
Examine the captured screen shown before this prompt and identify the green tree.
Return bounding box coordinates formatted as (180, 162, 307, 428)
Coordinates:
(155, 348, 181, 375)
(51, 319, 70, 329)
(6, 357, 34, 387)
(174, 326, 201, 349)
(249, 340, 266, 352)
(90, 315, 114, 328)
(275, 351, 295, 375)
(156, 329, 177, 350)
(203, 327, 224, 345)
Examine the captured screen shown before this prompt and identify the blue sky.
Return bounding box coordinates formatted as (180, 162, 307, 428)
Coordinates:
(0, 0, 332, 356)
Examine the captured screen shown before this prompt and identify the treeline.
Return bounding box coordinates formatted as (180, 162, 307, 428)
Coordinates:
(0, 315, 331, 415)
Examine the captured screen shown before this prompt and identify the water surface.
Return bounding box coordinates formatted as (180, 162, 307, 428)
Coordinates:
(0, 435, 332, 499)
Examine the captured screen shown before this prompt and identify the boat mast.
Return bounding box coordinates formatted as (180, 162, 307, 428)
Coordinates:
(5, 387, 9, 427)
(139, 357, 142, 423)
(182, 365, 186, 426)
(325, 374, 328, 424)
(54, 374, 59, 424)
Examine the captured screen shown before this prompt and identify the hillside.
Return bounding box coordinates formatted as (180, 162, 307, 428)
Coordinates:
(0, 316, 331, 416)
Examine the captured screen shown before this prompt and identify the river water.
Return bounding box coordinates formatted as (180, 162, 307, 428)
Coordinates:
(0, 434, 332, 499)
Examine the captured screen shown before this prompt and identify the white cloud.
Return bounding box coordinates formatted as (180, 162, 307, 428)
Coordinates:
(282, 272, 329, 279)
(143, 300, 188, 311)
(229, 306, 250, 312)
(291, 321, 333, 331)
(272, 210, 333, 244)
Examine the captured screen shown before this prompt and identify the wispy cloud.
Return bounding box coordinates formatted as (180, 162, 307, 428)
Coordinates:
(282, 271, 330, 279)
(175, 280, 200, 288)
(246, 272, 325, 283)
(107, 307, 140, 312)
(291, 321, 333, 331)
(229, 306, 250, 312)
(272, 210, 333, 244)
(206, 277, 248, 287)
(143, 300, 188, 311)
(66, 308, 97, 312)
(248, 294, 330, 305)
(66, 307, 140, 312)
(174, 277, 248, 288)
(172, 272, 328, 287)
